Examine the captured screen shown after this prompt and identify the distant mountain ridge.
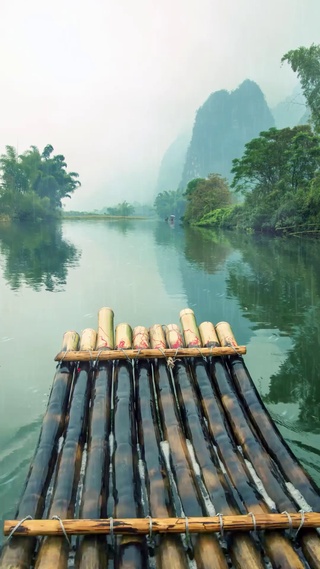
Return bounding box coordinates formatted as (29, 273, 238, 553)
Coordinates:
(155, 132, 191, 195)
(179, 79, 274, 188)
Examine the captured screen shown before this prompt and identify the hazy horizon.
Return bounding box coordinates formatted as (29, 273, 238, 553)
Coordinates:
(1, 0, 319, 211)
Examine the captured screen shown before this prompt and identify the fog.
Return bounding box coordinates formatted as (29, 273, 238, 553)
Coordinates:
(1, 0, 319, 210)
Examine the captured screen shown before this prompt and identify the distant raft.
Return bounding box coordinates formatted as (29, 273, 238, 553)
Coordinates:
(2, 307, 320, 569)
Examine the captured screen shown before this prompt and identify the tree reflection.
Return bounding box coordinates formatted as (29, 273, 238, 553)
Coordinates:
(0, 221, 80, 291)
(224, 231, 320, 431)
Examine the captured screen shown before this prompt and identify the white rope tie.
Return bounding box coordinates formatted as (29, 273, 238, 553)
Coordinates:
(295, 510, 306, 539)
(282, 511, 293, 537)
(6, 516, 33, 542)
(145, 515, 153, 539)
(51, 515, 71, 545)
(216, 513, 224, 539)
(248, 511, 257, 532)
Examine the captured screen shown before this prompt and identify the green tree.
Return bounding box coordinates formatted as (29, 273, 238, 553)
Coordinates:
(184, 174, 232, 224)
(106, 201, 135, 216)
(0, 144, 80, 220)
(153, 189, 186, 219)
(231, 126, 320, 232)
(282, 44, 320, 132)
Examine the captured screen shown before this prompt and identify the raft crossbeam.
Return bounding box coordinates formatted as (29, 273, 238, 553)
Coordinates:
(4, 513, 319, 536)
(54, 346, 246, 362)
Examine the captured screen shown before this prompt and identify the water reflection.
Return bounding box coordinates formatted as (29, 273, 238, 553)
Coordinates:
(0, 221, 80, 291)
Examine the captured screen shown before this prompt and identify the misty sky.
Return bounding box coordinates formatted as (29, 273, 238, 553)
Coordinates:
(1, 0, 320, 210)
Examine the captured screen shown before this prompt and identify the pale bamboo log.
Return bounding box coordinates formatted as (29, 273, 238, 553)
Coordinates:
(0, 331, 79, 569)
(179, 308, 201, 347)
(165, 324, 184, 349)
(149, 324, 166, 350)
(132, 326, 149, 349)
(115, 323, 133, 349)
(80, 328, 97, 351)
(96, 307, 114, 349)
(5, 512, 320, 536)
(215, 321, 238, 349)
(199, 322, 219, 348)
(55, 346, 246, 361)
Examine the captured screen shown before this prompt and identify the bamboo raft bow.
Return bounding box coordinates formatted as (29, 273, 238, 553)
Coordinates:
(2, 307, 320, 569)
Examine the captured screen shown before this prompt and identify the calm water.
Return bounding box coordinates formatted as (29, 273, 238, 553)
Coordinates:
(0, 219, 320, 541)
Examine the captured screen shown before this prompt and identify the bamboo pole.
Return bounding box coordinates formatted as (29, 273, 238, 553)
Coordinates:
(34, 329, 95, 569)
(5, 513, 320, 536)
(0, 331, 79, 569)
(152, 355, 228, 569)
(76, 360, 113, 569)
(177, 316, 265, 569)
(136, 326, 188, 569)
(113, 360, 148, 568)
(115, 323, 133, 349)
(96, 307, 114, 349)
(55, 346, 246, 361)
(211, 324, 320, 567)
(217, 324, 320, 512)
(192, 355, 306, 569)
(132, 326, 149, 349)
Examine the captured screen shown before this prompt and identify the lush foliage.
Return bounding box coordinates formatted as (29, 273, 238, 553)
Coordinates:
(104, 200, 135, 216)
(153, 189, 186, 219)
(0, 145, 80, 221)
(282, 44, 320, 132)
(196, 126, 320, 234)
(183, 174, 232, 224)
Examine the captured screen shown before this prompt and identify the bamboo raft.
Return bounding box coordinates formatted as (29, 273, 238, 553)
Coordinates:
(2, 307, 320, 569)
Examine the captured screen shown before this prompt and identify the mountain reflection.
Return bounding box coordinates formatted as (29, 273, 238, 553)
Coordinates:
(0, 221, 80, 291)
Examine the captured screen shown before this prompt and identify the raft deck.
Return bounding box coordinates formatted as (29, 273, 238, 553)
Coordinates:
(1, 307, 320, 569)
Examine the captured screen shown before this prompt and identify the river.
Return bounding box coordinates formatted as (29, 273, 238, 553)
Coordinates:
(0, 219, 319, 541)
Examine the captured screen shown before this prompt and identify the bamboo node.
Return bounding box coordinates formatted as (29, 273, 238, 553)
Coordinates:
(6, 515, 33, 542)
(216, 513, 224, 538)
(51, 515, 71, 545)
(248, 512, 257, 532)
(282, 511, 293, 537)
(295, 510, 306, 539)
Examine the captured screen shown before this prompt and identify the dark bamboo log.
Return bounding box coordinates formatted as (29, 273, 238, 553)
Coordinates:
(174, 361, 268, 569)
(76, 361, 113, 569)
(153, 358, 228, 569)
(177, 314, 265, 569)
(34, 329, 94, 569)
(137, 324, 188, 569)
(215, 322, 320, 512)
(192, 356, 305, 569)
(136, 359, 188, 569)
(0, 331, 79, 569)
(113, 360, 148, 569)
(211, 323, 320, 567)
(198, 321, 307, 568)
(5, 512, 320, 535)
